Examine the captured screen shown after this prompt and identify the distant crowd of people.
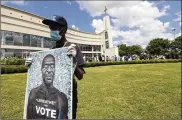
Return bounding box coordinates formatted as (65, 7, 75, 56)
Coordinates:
(83, 54, 174, 63)
(1, 53, 179, 62)
(83, 55, 137, 62)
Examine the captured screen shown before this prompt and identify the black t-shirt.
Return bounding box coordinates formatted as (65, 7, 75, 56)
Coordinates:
(52, 40, 85, 92)
(26, 84, 68, 119)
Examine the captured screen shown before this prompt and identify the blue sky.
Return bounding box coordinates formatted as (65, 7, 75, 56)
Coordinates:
(2, 1, 96, 32)
(1, 0, 181, 48)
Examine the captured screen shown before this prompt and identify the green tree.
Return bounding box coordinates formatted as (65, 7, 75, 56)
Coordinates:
(173, 35, 182, 54)
(118, 44, 143, 56)
(167, 35, 182, 58)
(129, 45, 143, 56)
(118, 44, 127, 56)
(146, 38, 170, 56)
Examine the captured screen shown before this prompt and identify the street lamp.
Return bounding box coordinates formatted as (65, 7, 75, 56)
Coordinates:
(172, 28, 176, 40)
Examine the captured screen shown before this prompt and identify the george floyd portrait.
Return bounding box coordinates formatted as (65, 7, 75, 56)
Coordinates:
(24, 48, 73, 119)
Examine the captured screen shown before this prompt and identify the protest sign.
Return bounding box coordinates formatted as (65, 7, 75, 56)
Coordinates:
(23, 47, 74, 119)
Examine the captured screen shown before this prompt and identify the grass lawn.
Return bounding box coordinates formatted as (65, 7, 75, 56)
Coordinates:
(1, 63, 181, 119)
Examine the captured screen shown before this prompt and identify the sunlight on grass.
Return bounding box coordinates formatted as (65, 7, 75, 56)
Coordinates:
(1, 63, 181, 119)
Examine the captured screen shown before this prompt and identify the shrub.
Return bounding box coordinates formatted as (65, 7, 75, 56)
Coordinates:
(83, 59, 181, 67)
(1, 57, 25, 65)
(1, 65, 28, 74)
(1, 59, 181, 74)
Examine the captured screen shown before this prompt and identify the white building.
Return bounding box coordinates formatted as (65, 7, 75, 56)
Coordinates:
(0, 5, 118, 61)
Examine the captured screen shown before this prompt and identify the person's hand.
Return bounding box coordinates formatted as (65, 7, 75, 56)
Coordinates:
(67, 44, 77, 57)
(74, 65, 84, 80)
(25, 56, 33, 67)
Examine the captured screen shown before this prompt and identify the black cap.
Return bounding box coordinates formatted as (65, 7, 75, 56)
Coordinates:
(42, 15, 67, 28)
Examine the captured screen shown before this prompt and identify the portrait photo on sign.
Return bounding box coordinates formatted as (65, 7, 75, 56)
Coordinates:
(23, 47, 74, 119)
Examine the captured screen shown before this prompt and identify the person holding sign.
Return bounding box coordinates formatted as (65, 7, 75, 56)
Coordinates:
(26, 15, 85, 119)
(26, 54, 68, 119)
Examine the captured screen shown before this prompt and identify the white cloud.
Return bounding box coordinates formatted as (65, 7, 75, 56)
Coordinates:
(110, 2, 169, 28)
(1, 0, 27, 6)
(173, 12, 181, 27)
(91, 19, 104, 33)
(111, 20, 174, 48)
(78, 1, 176, 48)
(173, 12, 181, 22)
(77, 1, 141, 17)
(66, 1, 71, 5)
(71, 25, 79, 30)
(162, 5, 170, 12)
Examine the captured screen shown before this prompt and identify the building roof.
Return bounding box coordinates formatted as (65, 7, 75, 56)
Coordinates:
(1, 4, 104, 35)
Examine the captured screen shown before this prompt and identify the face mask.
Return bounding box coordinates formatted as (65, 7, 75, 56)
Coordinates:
(51, 31, 62, 41)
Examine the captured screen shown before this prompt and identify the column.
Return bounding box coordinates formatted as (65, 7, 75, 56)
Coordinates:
(1, 49, 5, 59)
(1, 31, 5, 45)
(41, 38, 44, 48)
(92, 45, 94, 61)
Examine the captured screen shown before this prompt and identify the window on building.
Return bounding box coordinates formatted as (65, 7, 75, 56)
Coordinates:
(22, 50, 30, 58)
(98, 53, 101, 57)
(37, 36, 43, 47)
(0, 30, 3, 44)
(4, 31, 14, 45)
(14, 49, 22, 58)
(105, 41, 109, 49)
(51, 40, 56, 48)
(31, 35, 38, 47)
(80, 44, 85, 51)
(5, 49, 14, 57)
(37, 39, 41, 47)
(83, 53, 92, 62)
(13, 32, 23, 46)
(88, 45, 92, 51)
(5, 36, 14, 45)
(79, 44, 101, 52)
(105, 31, 108, 39)
(23, 34, 30, 46)
(93, 45, 101, 51)
(87, 45, 92, 51)
(80, 44, 86, 51)
(44, 37, 53, 48)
